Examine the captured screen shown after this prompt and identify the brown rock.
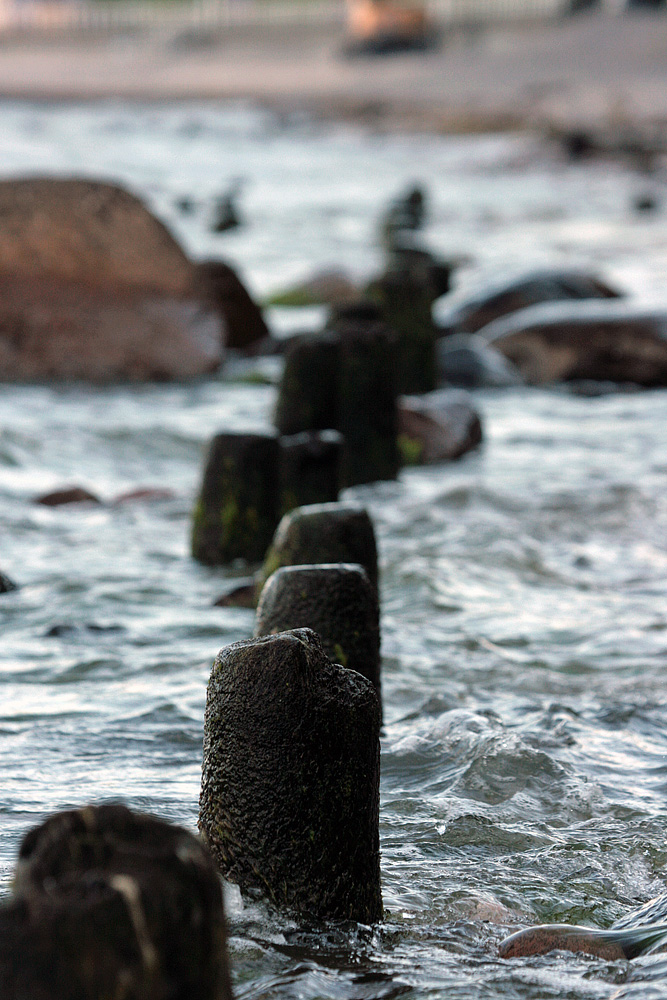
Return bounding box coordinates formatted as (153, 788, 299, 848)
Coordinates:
(398, 389, 482, 464)
(498, 924, 627, 960)
(35, 486, 102, 506)
(439, 268, 621, 336)
(197, 259, 270, 353)
(485, 300, 667, 385)
(0, 178, 224, 382)
(112, 487, 176, 504)
(0, 178, 193, 293)
(267, 268, 359, 307)
(213, 578, 259, 608)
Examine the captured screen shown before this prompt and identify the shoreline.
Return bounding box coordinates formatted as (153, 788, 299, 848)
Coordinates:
(0, 11, 666, 134)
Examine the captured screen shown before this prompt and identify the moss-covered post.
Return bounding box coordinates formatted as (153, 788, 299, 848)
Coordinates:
(258, 502, 378, 596)
(199, 628, 382, 923)
(3, 804, 233, 1000)
(368, 267, 437, 395)
(329, 306, 399, 487)
(255, 563, 381, 703)
(279, 430, 342, 515)
(192, 431, 281, 565)
(274, 332, 341, 436)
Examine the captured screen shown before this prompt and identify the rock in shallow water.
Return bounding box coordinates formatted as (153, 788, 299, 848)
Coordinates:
(0, 178, 224, 382)
(35, 486, 102, 506)
(196, 259, 270, 353)
(436, 333, 523, 388)
(483, 300, 667, 385)
(398, 388, 483, 465)
(0, 570, 17, 593)
(437, 268, 621, 336)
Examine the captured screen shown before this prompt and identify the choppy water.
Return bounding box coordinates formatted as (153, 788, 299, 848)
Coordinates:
(3, 102, 667, 998)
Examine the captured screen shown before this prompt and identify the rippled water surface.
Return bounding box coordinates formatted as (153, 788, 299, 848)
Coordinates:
(3, 102, 667, 998)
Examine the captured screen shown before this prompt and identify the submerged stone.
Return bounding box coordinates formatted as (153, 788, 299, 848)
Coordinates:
(259, 502, 379, 595)
(436, 333, 523, 388)
(35, 486, 102, 506)
(255, 563, 381, 699)
(397, 389, 483, 465)
(192, 431, 281, 565)
(265, 268, 359, 307)
(0, 177, 224, 383)
(199, 628, 382, 923)
(213, 578, 259, 609)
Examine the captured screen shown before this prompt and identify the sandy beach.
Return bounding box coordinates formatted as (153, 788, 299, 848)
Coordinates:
(0, 9, 665, 133)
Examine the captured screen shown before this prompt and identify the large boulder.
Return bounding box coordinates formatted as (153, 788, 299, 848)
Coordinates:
(0, 178, 224, 382)
(438, 269, 621, 337)
(483, 300, 667, 386)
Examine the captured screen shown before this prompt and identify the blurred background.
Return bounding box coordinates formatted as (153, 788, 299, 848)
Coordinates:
(3, 2, 667, 1000)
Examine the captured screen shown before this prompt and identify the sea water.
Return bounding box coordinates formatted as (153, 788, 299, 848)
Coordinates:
(2, 102, 667, 998)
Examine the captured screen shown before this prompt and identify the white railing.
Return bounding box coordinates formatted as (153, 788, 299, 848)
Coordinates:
(428, 0, 567, 19)
(0, 0, 627, 35)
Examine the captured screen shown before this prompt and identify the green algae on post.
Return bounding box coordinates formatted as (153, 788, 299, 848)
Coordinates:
(192, 431, 281, 565)
(258, 502, 379, 596)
